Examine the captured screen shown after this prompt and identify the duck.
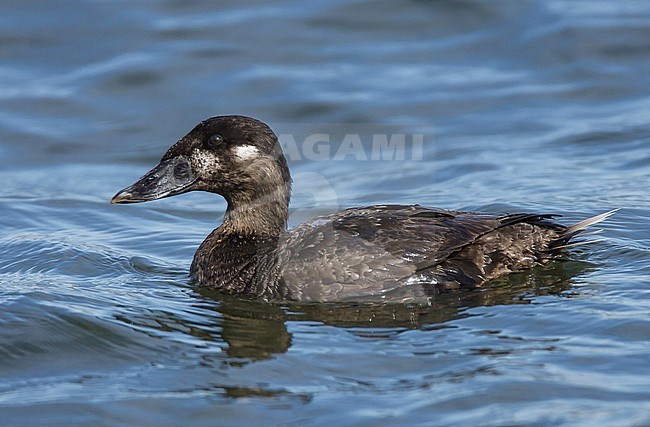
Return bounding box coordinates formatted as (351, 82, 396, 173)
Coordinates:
(111, 115, 616, 303)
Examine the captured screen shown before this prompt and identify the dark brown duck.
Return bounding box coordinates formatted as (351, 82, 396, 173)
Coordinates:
(111, 116, 616, 303)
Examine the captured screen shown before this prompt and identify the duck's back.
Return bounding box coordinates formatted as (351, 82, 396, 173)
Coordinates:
(279, 205, 565, 302)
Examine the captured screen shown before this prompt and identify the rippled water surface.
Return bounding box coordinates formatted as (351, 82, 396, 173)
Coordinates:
(1, 1, 649, 425)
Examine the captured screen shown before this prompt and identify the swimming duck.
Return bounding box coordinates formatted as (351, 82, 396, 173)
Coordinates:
(111, 115, 616, 303)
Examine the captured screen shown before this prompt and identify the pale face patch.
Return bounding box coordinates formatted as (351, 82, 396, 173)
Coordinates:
(233, 145, 260, 161)
(192, 148, 221, 175)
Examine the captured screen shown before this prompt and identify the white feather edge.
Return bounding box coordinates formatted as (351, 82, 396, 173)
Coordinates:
(564, 208, 619, 235)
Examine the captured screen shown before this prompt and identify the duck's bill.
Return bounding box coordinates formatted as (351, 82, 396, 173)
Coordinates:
(111, 155, 196, 204)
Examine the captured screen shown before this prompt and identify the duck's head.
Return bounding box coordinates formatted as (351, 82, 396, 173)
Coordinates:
(111, 116, 291, 208)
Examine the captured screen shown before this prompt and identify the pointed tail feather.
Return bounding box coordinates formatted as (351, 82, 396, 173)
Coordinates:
(563, 209, 619, 236)
(548, 209, 618, 250)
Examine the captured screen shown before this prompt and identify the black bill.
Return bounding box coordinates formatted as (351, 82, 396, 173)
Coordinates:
(111, 155, 196, 204)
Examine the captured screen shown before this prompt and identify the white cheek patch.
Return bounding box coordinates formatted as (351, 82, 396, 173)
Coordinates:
(193, 149, 221, 174)
(234, 145, 259, 161)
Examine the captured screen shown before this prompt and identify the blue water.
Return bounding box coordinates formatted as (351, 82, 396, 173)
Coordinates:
(1, 1, 649, 425)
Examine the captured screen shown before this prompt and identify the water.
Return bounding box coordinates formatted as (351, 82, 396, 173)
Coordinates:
(1, 0, 649, 425)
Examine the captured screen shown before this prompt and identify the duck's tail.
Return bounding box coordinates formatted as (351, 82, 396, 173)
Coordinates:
(548, 209, 619, 250)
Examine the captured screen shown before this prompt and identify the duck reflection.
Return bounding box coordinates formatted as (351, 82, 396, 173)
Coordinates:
(190, 259, 592, 361)
(195, 290, 292, 362)
(115, 259, 591, 364)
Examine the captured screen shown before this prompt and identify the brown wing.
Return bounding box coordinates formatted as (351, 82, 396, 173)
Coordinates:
(279, 205, 559, 302)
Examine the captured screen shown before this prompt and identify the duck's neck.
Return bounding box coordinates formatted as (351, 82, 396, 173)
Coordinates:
(222, 183, 291, 236)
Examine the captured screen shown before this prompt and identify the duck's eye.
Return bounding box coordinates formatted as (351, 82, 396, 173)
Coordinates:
(207, 134, 223, 149)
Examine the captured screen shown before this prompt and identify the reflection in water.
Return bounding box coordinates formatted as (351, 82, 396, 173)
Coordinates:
(118, 259, 591, 368)
(220, 385, 312, 403)
(198, 293, 292, 362)
(284, 260, 592, 330)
